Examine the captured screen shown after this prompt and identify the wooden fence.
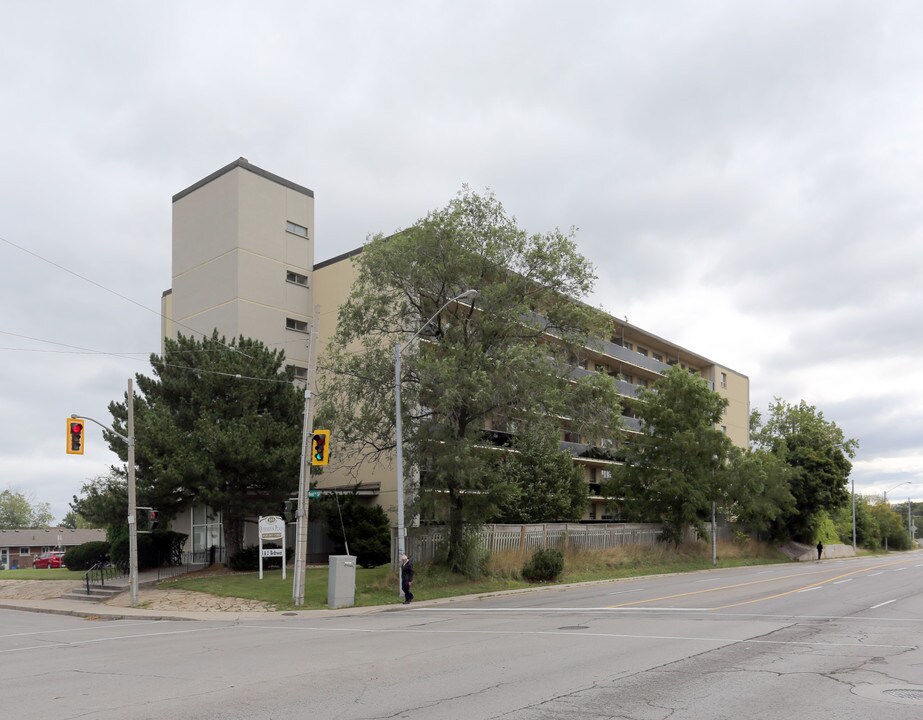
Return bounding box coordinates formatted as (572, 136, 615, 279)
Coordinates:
(397, 522, 731, 564)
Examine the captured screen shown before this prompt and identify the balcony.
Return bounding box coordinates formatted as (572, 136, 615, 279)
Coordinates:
(589, 338, 672, 374)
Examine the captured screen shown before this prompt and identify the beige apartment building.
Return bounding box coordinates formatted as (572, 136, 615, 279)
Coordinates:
(163, 159, 749, 529)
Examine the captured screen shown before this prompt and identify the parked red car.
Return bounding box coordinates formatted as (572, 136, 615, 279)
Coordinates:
(32, 551, 66, 569)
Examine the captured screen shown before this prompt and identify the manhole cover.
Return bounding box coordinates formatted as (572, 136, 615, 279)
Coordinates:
(885, 689, 923, 700)
(852, 685, 923, 705)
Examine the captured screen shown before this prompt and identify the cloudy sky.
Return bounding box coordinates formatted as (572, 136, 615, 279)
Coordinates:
(2, 1, 922, 522)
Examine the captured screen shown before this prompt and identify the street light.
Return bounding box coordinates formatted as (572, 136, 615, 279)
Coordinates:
(883, 481, 911, 504)
(883, 482, 911, 552)
(394, 289, 478, 598)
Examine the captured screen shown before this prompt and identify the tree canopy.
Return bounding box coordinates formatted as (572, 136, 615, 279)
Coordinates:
(611, 366, 733, 542)
(752, 399, 857, 542)
(319, 187, 622, 570)
(0, 487, 54, 528)
(105, 332, 304, 555)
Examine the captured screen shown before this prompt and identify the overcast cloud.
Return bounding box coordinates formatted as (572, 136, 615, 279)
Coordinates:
(3, 1, 922, 521)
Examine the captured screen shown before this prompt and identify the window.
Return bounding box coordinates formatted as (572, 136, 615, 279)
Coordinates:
(653, 352, 663, 362)
(721, 372, 727, 388)
(286, 318, 308, 333)
(595, 363, 608, 373)
(621, 373, 632, 384)
(286, 270, 309, 287)
(285, 221, 308, 238)
(624, 342, 633, 351)
(563, 431, 580, 443)
(637, 346, 648, 357)
(19, 547, 29, 555)
(601, 469, 612, 479)
(287, 364, 308, 381)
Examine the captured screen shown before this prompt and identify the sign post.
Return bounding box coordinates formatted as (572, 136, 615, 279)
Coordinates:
(258, 515, 287, 580)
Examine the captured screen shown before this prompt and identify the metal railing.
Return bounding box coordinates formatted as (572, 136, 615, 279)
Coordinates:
(83, 562, 127, 595)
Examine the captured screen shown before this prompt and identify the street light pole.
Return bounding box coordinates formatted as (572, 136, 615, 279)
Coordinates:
(883, 481, 911, 553)
(394, 289, 477, 598)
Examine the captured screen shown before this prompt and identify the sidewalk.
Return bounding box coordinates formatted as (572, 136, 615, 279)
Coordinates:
(0, 570, 390, 622)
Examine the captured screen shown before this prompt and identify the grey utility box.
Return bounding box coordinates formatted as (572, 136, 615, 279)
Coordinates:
(328, 555, 357, 609)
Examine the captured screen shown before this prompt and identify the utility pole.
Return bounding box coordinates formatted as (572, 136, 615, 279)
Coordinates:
(72, 377, 138, 606)
(292, 308, 320, 605)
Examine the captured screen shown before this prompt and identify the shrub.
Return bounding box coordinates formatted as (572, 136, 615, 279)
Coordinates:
(522, 548, 564, 582)
(109, 530, 188, 570)
(228, 544, 293, 571)
(63, 541, 110, 571)
(320, 495, 391, 568)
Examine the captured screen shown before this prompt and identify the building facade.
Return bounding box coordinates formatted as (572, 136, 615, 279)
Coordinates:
(163, 160, 750, 530)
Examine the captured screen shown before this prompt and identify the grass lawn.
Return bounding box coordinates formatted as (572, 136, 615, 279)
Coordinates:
(0, 568, 84, 580)
(163, 540, 793, 611)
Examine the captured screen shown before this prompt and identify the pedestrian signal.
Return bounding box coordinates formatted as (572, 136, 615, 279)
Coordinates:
(311, 430, 330, 466)
(67, 418, 85, 455)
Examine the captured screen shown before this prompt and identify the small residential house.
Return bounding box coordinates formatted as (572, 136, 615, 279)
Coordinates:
(0, 528, 106, 570)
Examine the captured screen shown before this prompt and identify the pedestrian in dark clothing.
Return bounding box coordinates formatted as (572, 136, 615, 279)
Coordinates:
(400, 554, 414, 604)
(816, 541, 824, 560)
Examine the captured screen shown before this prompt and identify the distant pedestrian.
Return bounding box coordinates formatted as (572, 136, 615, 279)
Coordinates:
(816, 541, 824, 560)
(400, 554, 414, 604)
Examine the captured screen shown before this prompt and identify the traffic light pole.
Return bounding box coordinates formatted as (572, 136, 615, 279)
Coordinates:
(71, 377, 139, 606)
(292, 308, 320, 605)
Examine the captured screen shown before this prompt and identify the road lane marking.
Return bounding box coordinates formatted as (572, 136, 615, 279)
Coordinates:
(709, 559, 913, 611)
(833, 579, 852, 584)
(240, 624, 916, 650)
(868, 572, 883, 577)
(891, 568, 907, 572)
(607, 588, 647, 596)
(870, 599, 897, 609)
(0, 625, 226, 654)
(605, 559, 909, 610)
(0, 620, 163, 640)
(798, 587, 822, 593)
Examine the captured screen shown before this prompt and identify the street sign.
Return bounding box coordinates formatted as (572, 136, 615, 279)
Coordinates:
(261, 548, 284, 558)
(307, 490, 321, 499)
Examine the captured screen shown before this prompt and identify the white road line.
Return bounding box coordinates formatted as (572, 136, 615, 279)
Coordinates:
(868, 572, 883, 576)
(694, 577, 725, 583)
(870, 599, 897, 610)
(891, 567, 907, 572)
(0, 625, 226, 654)
(606, 588, 647, 596)
(833, 579, 853, 585)
(0, 620, 163, 640)
(798, 587, 822, 593)
(240, 624, 915, 650)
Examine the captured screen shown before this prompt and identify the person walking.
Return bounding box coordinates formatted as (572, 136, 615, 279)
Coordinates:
(400, 554, 414, 604)
(816, 541, 824, 561)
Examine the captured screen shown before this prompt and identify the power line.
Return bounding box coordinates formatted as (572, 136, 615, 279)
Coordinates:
(0, 232, 255, 360)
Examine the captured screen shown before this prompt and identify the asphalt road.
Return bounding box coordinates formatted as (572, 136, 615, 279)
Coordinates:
(2, 551, 922, 719)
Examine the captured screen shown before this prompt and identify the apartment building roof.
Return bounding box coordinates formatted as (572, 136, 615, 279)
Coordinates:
(172, 157, 315, 203)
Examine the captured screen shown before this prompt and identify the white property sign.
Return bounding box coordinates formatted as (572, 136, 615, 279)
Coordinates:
(258, 515, 287, 580)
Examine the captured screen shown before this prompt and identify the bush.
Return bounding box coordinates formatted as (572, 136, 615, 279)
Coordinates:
(320, 495, 391, 568)
(522, 548, 564, 582)
(228, 544, 293, 571)
(110, 530, 188, 570)
(63, 541, 110, 571)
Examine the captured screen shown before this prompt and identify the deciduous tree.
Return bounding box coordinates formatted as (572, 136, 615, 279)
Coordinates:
(319, 188, 622, 571)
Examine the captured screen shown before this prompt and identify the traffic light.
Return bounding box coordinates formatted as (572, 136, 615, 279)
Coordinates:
(66, 418, 85, 455)
(149, 510, 160, 531)
(311, 429, 330, 466)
